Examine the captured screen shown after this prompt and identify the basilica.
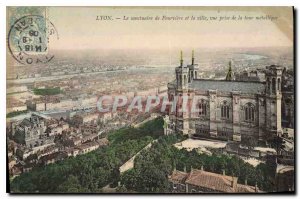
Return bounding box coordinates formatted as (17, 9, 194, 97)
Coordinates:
(164, 51, 286, 146)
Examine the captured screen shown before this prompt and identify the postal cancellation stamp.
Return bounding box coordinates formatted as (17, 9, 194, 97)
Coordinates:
(7, 7, 59, 65)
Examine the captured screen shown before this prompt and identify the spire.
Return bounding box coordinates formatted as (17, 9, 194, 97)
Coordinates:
(225, 60, 234, 81)
(192, 50, 195, 65)
(180, 50, 183, 67)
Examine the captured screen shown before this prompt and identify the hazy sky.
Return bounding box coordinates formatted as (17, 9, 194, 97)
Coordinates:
(47, 7, 293, 50)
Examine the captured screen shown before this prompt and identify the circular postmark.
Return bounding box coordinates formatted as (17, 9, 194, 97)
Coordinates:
(8, 15, 59, 65)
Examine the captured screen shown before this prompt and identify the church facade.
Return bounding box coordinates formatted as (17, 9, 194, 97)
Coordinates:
(164, 51, 283, 146)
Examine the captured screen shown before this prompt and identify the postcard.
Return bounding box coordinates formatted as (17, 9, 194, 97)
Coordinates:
(6, 6, 294, 194)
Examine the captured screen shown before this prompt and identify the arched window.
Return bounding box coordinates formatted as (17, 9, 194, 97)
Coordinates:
(272, 78, 276, 94)
(199, 99, 207, 116)
(221, 101, 230, 119)
(176, 103, 183, 117)
(244, 103, 255, 122)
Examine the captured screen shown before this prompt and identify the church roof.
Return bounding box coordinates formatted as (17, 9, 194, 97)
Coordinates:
(189, 79, 265, 94)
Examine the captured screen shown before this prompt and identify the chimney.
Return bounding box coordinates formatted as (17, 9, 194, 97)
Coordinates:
(222, 170, 225, 175)
(244, 178, 247, 185)
(183, 165, 187, 172)
(201, 165, 204, 171)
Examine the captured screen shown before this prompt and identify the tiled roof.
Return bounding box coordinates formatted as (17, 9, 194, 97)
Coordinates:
(82, 133, 98, 141)
(185, 169, 237, 192)
(76, 141, 99, 150)
(169, 170, 189, 183)
(169, 169, 260, 193)
(237, 184, 258, 193)
(189, 79, 265, 94)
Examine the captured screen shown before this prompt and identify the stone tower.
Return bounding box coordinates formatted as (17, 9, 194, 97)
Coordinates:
(175, 51, 189, 89)
(187, 50, 199, 83)
(265, 65, 283, 140)
(175, 51, 189, 135)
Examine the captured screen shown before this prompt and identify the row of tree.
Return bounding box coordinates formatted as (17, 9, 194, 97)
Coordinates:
(33, 87, 61, 96)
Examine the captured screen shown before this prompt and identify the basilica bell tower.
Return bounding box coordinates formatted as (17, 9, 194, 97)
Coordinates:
(265, 65, 283, 140)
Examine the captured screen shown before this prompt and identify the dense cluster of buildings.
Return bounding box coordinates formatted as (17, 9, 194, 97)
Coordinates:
(7, 113, 110, 178)
(7, 102, 156, 179)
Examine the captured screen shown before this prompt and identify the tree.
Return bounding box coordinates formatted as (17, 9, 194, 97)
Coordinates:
(57, 175, 81, 193)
